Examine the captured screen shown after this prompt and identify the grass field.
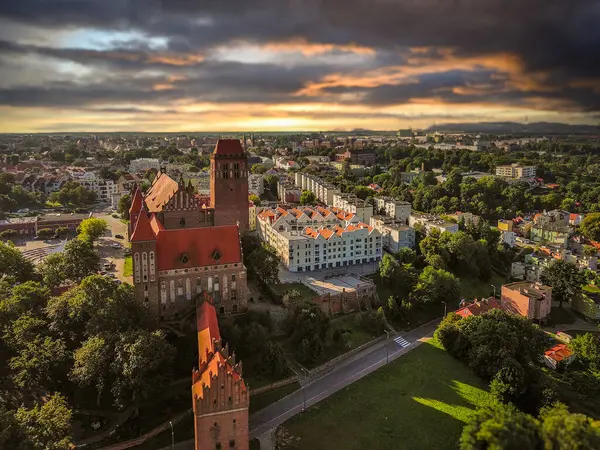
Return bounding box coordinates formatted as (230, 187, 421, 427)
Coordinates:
(123, 255, 133, 277)
(458, 272, 506, 302)
(279, 339, 493, 450)
(271, 282, 316, 302)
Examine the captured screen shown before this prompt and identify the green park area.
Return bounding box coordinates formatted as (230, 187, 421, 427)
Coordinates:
(270, 282, 317, 302)
(123, 255, 133, 277)
(278, 339, 493, 450)
(458, 272, 506, 301)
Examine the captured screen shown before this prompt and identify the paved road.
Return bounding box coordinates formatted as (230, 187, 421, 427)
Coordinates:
(248, 318, 441, 439)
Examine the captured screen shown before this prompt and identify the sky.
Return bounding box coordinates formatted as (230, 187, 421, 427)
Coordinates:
(0, 0, 599, 133)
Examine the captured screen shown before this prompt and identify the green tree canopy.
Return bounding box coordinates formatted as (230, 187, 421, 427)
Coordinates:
(118, 193, 132, 220)
(0, 241, 35, 283)
(300, 190, 316, 205)
(77, 217, 108, 242)
(580, 213, 600, 242)
(413, 266, 460, 305)
(539, 402, 600, 450)
(541, 260, 587, 308)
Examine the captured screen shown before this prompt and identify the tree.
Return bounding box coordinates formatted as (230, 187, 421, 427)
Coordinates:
(62, 239, 100, 282)
(248, 243, 280, 285)
(70, 336, 113, 406)
(460, 402, 542, 450)
(77, 218, 108, 242)
(288, 302, 330, 345)
(300, 190, 316, 205)
(0, 282, 50, 326)
(580, 213, 600, 241)
(249, 194, 262, 206)
(0, 241, 35, 282)
(251, 164, 267, 174)
(569, 333, 600, 369)
(15, 393, 73, 450)
(490, 358, 529, 405)
(541, 260, 587, 308)
(263, 174, 279, 191)
(36, 228, 54, 239)
(0, 229, 18, 240)
(379, 253, 399, 283)
(118, 193, 132, 220)
(259, 341, 286, 379)
(54, 227, 69, 239)
(539, 402, 600, 450)
(413, 266, 460, 305)
(583, 245, 598, 257)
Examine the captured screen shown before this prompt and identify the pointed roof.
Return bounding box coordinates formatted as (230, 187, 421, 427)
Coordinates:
(130, 210, 156, 242)
(197, 299, 221, 365)
(144, 172, 179, 213)
(214, 139, 245, 156)
(129, 187, 143, 215)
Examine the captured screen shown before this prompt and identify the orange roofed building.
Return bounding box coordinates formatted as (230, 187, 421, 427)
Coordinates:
(128, 139, 249, 320)
(193, 295, 249, 450)
(455, 297, 501, 318)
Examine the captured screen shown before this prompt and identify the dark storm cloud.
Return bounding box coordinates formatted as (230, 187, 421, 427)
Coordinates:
(0, 0, 599, 112)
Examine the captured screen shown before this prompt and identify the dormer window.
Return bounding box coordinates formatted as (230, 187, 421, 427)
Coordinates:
(181, 253, 189, 264)
(211, 249, 221, 262)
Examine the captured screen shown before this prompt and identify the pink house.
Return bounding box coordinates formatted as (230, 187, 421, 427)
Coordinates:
(501, 281, 552, 322)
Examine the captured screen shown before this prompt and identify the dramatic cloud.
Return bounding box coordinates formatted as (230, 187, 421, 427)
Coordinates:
(0, 0, 599, 131)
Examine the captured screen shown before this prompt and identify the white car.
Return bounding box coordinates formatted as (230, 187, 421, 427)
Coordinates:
(111, 243, 121, 249)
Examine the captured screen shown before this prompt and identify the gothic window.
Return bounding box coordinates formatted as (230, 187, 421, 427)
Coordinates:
(149, 252, 155, 281)
(181, 253, 189, 264)
(207, 276, 213, 292)
(219, 306, 225, 314)
(223, 163, 229, 171)
(222, 275, 228, 297)
(185, 278, 191, 300)
(177, 279, 184, 297)
(170, 280, 175, 302)
(231, 290, 237, 301)
(229, 440, 236, 448)
(196, 278, 202, 294)
(211, 249, 221, 262)
(142, 252, 148, 282)
(160, 282, 167, 304)
(231, 273, 236, 282)
(233, 163, 239, 170)
(134, 253, 141, 283)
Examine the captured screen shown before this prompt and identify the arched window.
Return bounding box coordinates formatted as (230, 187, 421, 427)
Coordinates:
(207, 276, 213, 292)
(185, 278, 191, 300)
(149, 252, 155, 281)
(170, 280, 175, 302)
(142, 252, 148, 282)
(160, 281, 167, 304)
(196, 278, 202, 294)
(134, 253, 141, 283)
(222, 274, 228, 297)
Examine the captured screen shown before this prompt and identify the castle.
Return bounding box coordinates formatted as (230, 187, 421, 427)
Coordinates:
(128, 139, 250, 320)
(193, 295, 249, 450)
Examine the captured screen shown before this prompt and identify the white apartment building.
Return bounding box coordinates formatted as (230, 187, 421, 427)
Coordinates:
(73, 173, 117, 203)
(257, 205, 382, 272)
(408, 212, 459, 234)
(294, 172, 341, 206)
(332, 193, 373, 223)
(374, 197, 411, 223)
(248, 174, 265, 195)
(495, 164, 536, 179)
(129, 158, 161, 174)
(370, 216, 416, 252)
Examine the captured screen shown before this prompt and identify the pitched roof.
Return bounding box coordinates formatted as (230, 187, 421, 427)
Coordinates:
(545, 344, 573, 362)
(214, 139, 244, 155)
(129, 187, 143, 215)
(197, 300, 221, 365)
(144, 172, 179, 212)
(155, 225, 242, 271)
(455, 298, 500, 318)
(130, 211, 157, 242)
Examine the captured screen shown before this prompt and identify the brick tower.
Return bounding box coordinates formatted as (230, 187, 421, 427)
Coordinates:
(129, 208, 159, 314)
(210, 139, 249, 233)
(193, 296, 249, 450)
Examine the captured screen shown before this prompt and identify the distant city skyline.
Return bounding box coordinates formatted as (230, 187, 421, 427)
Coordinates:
(0, 1, 599, 132)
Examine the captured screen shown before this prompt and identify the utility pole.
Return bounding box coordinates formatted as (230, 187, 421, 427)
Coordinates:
(491, 285, 497, 299)
(384, 330, 390, 364)
(169, 421, 175, 450)
(441, 301, 447, 318)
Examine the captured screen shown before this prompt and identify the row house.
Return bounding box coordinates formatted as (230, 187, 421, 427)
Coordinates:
(374, 197, 411, 223)
(257, 205, 382, 272)
(408, 212, 459, 234)
(332, 193, 373, 223)
(294, 172, 341, 206)
(276, 177, 301, 203)
(369, 215, 416, 252)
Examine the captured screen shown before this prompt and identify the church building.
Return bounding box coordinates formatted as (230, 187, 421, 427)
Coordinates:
(128, 139, 250, 320)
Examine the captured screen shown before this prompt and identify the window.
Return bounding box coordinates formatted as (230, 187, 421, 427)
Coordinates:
(219, 306, 225, 314)
(231, 290, 237, 301)
(180, 218, 186, 227)
(142, 252, 148, 282)
(231, 273, 236, 282)
(170, 280, 175, 302)
(216, 444, 222, 450)
(134, 253, 141, 283)
(229, 440, 236, 448)
(149, 252, 155, 281)
(208, 276, 213, 292)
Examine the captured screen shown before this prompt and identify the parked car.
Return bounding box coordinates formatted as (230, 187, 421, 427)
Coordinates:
(111, 243, 121, 249)
(115, 234, 124, 239)
(103, 262, 114, 270)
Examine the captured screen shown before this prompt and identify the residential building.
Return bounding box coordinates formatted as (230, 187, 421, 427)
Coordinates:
(369, 215, 416, 251)
(501, 231, 517, 247)
(448, 212, 480, 227)
(248, 174, 264, 195)
(408, 212, 459, 234)
(543, 344, 575, 370)
(277, 177, 301, 203)
(501, 281, 552, 322)
(334, 148, 377, 164)
(257, 205, 382, 272)
(129, 158, 161, 174)
(455, 298, 501, 318)
(73, 173, 117, 203)
(332, 193, 373, 223)
(498, 219, 513, 232)
(306, 155, 331, 164)
(495, 164, 536, 179)
(569, 213, 585, 226)
(193, 298, 249, 450)
(274, 158, 299, 171)
(572, 292, 600, 321)
(38, 213, 94, 233)
(374, 197, 411, 223)
(248, 201, 257, 232)
(294, 173, 341, 206)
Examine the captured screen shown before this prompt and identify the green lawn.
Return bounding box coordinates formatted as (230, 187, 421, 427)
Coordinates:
(123, 255, 133, 277)
(279, 339, 493, 450)
(458, 272, 506, 302)
(584, 285, 600, 294)
(271, 283, 316, 302)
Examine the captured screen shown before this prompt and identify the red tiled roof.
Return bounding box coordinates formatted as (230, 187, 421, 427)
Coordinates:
(214, 139, 244, 155)
(129, 187, 143, 215)
(197, 299, 221, 365)
(155, 225, 241, 271)
(149, 214, 165, 235)
(144, 172, 179, 213)
(130, 211, 156, 242)
(545, 344, 573, 362)
(455, 298, 500, 318)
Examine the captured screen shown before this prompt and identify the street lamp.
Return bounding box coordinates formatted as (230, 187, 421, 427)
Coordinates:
(441, 301, 447, 318)
(491, 285, 497, 298)
(384, 330, 390, 364)
(169, 421, 174, 450)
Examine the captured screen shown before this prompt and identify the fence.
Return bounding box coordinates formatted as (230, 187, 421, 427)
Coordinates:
(249, 375, 299, 396)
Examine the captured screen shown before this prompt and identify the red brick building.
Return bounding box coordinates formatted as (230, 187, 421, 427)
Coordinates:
(193, 297, 249, 450)
(129, 140, 249, 320)
(501, 281, 552, 322)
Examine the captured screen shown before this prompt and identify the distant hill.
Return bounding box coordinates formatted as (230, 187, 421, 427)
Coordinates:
(426, 122, 600, 135)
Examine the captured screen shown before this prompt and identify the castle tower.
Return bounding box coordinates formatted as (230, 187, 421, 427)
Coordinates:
(193, 299, 249, 450)
(130, 209, 160, 317)
(210, 139, 249, 233)
(128, 186, 143, 239)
